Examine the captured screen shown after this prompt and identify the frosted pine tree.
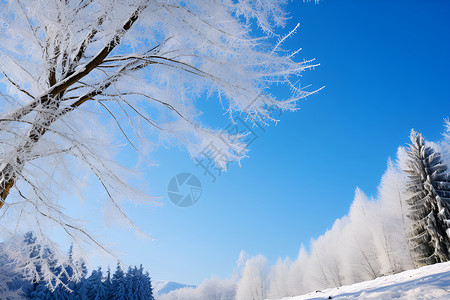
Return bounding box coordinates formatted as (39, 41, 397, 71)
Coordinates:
(104, 267, 112, 297)
(69, 247, 88, 300)
(73, 278, 88, 300)
(404, 130, 450, 266)
(52, 285, 71, 299)
(29, 281, 51, 300)
(140, 270, 155, 300)
(125, 266, 137, 299)
(86, 268, 108, 300)
(110, 263, 127, 300)
(133, 265, 154, 300)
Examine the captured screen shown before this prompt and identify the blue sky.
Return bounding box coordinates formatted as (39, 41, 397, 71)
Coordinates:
(79, 0, 450, 285)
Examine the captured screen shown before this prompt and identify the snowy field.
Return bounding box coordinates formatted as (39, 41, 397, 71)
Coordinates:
(275, 262, 450, 300)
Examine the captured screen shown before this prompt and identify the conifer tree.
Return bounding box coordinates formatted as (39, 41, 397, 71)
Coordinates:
(126, 266, 137, 299)
(110, 263, 127, 300)
(86, 268, 108, 300)
(29, 281, 51, 300)
(73, 278, 88, 300)
(127, 265, 155, 300)
(51, 285, 71, 300)
(139, 267, 155, 300)
(404, 131, 450, 265)
(104, 267, 112, 298)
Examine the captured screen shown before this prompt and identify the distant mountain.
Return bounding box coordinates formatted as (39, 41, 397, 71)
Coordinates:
(152, 280, 197, 295)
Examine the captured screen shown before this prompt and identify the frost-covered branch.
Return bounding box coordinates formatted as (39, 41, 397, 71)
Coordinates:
(0, 0, 316, 286)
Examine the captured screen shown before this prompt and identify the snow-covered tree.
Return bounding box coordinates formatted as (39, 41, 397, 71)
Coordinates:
(85, 268, 107, 300)
(267, 257, 291, 299)
(29, 281, 52, 300)
(0, 0, 315, 277)
(198, 277, 235, 300)
(51, 285, 71, 300)
(376, 156, 414, 273)
(403, 130, 450, 266)
(110, 263, 127, 300)
(235, 254, 269, 300)
(347, 188, 381, 280)
(126, 265, 154, 300)
(73, 278, 89, 300)
(285, 245, 309, 296)
(104, 267, 112, 297)
(125, 266, 138, 299)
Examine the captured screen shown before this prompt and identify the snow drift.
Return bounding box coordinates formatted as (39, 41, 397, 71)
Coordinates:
(274, 261, 450, 300)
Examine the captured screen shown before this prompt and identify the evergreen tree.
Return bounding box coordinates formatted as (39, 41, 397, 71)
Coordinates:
(51, 285, 71, 300)
(126, 266, 137, 299)
(73, 278, 89, 300)
(67, 245, 75, 279)
(110, 263, 127, 300)
(137, 266, 154, 300)
(404, 131, 450, 266)
(104, 266, 112, 299)
(71, 256, 89, 300)
(86, 268, 108, 300)
(29, 281, 51, 300)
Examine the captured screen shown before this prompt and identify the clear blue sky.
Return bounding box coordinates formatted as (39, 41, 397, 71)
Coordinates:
(72, 0, 450, 285)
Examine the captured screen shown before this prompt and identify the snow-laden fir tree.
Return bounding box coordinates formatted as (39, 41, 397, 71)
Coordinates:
(86, 268, 108, 300)
(110, 263, 127, 300)
(104, 267, 112, 296)
(29, 281, 52, 300)
(125, 265, 154, 300)
(126, 266, 138, 299)
(404, 130, 450, 266)
(74, 278, 89, 300)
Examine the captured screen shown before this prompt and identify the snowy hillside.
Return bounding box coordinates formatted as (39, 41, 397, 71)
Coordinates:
(274, 262, 450, 300)
(153, 280, 197, 296)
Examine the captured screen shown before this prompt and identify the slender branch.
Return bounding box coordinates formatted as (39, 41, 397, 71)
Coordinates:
(1, 71, 34, 99)
(98, 101, 138, 151)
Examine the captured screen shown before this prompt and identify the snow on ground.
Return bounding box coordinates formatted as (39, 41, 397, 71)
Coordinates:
(275, 262, 450, 300)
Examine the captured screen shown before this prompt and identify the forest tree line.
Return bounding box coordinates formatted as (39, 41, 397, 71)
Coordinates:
(0, 232, 154, 299)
